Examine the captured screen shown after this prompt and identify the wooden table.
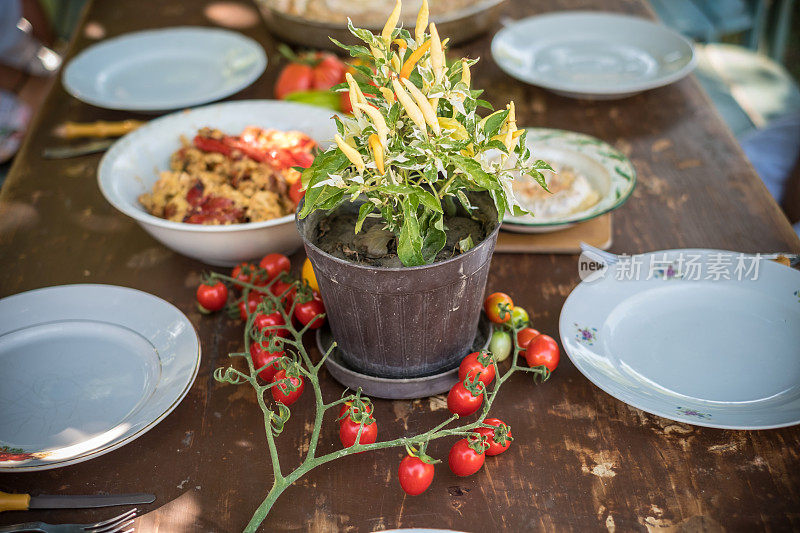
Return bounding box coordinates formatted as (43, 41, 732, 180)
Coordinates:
(2, 0, 799, 531)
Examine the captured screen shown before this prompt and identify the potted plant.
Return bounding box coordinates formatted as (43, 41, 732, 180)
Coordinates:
(296, 0, 549, 379)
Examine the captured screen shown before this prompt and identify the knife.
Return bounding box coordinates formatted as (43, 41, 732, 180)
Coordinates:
(42, 139, 115, 159)
(0, 491, 155, 512)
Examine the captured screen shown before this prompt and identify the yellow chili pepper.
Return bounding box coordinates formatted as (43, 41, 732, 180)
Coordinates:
(391, 52, 402, 73)
(379, 86, 396, 104)
(335, 134, 365, 172)
(437, 116, 469, 140)
(368, 133, 385, 175)
(345, 72, 366, 119)
(415, 0, 429, 44)
(490, 129, 524, 144)
(382, 0, 402, 44)
(460, 142, 475, 157)
(400, 40, 431, 79)
(392, 77, 428, 137)
(354, 102, 389, 149)
(401, 78, 441, 136)
(429, 23, 444, 85)
(461, 59, 471, 86)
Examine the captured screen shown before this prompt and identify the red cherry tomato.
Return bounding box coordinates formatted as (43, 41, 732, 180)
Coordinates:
(447, 381, 484, 416)
(238, 292, 263, 320)
(339, 416, 377, 448)
(231, 262, 258, 286)
(398, 455, 434, 496)
(448, 438, 485, 477)
(258, 253, 291, 282)
(270, 279, 297, 310)
(294, 298, 325, 329)
(254, 311, 288, 338)
(249, 343, 284, 382)
(274, 63, 313, 99)
(483, 292, 514, 324)
(474, 418, 512, 456)
(524, 334, 560, 372)
(516, 327, 540, 350)
(457, 351, 496, 386)
(271, 369, 304, 405)
(289, 179, 304, 205)
(196, 281, 228, 312)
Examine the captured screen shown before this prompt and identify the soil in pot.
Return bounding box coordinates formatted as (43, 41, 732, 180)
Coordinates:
(312, 194, 497, 267)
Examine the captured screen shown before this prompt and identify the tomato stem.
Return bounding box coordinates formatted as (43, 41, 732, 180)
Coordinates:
(213, 266, 551, 531)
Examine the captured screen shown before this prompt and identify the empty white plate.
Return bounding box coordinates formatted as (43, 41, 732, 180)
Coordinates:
(560, 250, 800, 429)
(492, 12, 696, 99)
(63, 27, 267, 112)
(0, 285, 200, 471)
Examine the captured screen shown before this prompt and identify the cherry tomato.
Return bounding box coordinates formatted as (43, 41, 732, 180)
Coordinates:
(489, 330, 512, 363)
(458, 351, 495, 386)
(398, 455, 434, 496)
(447, 381, 484, 416)
(516, 327, 541, 350)
(484, 292, 513, 324)
(474, 418, 512, 456)
(270, 279, 297, 310)
(271, 369, 304, 405)
(232, 262, 258, 286)
(238, 292, 263, 320)
(312, 53, 347, 90)
(196, 281, 228, 312)
(524, 334, 560, 372)
(258, 253, 291, 282)
(254, 311, 288, 338)
(274, 63, 313, 99)
(294, 298, 325, 329)
(511, 306, 529, 328)
(250, 343, 284, 382)
(448, 438, 485, 477)
(339, 416, 377, 448)
(289, 179, 304, 205)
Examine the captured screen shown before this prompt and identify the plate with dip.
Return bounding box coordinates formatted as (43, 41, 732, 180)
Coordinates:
(503, 128, 636, 233)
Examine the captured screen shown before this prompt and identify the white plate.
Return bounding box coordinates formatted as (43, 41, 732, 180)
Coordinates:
(492, 12, 696, 99)
(0, 285, 200, 471)
(98, 100, 337, 266)
(502, 128, 635, 233)
(560, 250, 800, 429)
(63, 27, 266, 112)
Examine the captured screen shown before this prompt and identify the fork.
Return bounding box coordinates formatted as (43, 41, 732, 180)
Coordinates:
(579, 242, 800, 268)
(0, 508, 136, 533)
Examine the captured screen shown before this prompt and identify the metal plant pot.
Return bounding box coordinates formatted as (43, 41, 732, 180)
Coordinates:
(297, 200, 499, 379)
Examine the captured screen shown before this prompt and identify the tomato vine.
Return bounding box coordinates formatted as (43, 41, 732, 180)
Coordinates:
(208, 268, 550, 532)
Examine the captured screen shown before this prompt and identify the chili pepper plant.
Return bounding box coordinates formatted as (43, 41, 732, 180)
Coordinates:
(209, 266, 551, 532)
(298, 0, 551, 266)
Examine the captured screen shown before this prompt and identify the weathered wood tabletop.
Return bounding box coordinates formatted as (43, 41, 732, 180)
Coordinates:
(2, 0, 799, 531)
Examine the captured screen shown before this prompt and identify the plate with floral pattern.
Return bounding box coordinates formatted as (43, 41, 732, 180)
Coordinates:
(0, 284, 200, 471)
(559, 249, 800, 429)
(502, 128, 635, 233)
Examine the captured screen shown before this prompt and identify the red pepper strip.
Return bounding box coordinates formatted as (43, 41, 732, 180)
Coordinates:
(193, 135, 232, 156)
(223, 137, 270, 163)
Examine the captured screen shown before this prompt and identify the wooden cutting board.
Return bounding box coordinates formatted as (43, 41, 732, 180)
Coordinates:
(495, 214, 612, 254)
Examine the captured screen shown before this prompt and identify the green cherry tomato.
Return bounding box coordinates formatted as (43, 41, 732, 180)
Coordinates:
(511, 306, 529, 328)
(489, 329, 512, 362)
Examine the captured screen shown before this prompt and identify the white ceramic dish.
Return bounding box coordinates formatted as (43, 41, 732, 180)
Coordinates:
(98, 100, 337, 266)
(63, 27, 266, 112)
(502, 128, 635, 233)
(0, 284, 200, 471)
(560, 249, 800, 429)
(492, 12, 697, 99)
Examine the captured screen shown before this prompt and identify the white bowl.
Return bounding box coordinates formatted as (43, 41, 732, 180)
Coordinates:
(98, 100, 337, 266)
